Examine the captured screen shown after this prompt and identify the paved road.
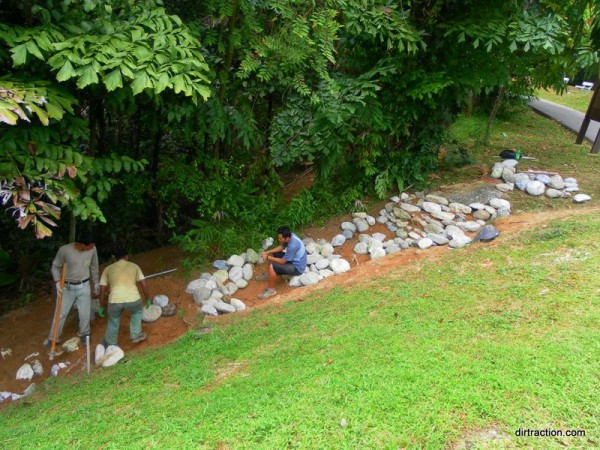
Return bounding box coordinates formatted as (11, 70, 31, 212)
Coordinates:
(529, 98, 599, 144)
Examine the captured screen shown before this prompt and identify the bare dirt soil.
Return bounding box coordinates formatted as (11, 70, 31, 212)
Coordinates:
(0, 180, 594, 401)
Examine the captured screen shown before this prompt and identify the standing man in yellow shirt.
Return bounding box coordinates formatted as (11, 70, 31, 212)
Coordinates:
(99, 249, 150, 346)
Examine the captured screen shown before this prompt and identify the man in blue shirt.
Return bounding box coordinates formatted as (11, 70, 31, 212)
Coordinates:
(258, 226, 307, 299)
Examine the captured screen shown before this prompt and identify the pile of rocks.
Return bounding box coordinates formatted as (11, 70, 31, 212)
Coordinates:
(491, 159, 591, 203)
(288, 240, 351, 287)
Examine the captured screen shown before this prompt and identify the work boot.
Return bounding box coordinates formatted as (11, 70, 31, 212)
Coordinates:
(256, 271, 268, 282)
(258, 288, 277, 299)
(131, 333, 147, 344)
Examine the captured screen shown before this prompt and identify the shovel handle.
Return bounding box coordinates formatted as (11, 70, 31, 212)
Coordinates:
(50, 264, 67, 356)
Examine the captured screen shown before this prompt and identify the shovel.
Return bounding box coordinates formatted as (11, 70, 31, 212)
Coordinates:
(49, 264, 67, 361)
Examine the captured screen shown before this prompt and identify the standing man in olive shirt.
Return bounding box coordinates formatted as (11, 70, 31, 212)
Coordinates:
(45, 233, 99, 347)
(99, 250, 150, 346)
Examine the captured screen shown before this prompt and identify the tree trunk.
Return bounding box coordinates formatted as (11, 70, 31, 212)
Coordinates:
(483, 86, 505, 144)
(69, 211, 76, 243)
(465, 89, 474, 116)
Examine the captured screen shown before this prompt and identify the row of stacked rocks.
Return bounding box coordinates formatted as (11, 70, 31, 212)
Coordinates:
(491, 159, 591, 203)
(186, 250, 256, 316)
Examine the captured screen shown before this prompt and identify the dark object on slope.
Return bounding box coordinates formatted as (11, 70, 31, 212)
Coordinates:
(499, 149, 519, 159)
(473, 225, 501, 242)
(162, 304, 176, 317)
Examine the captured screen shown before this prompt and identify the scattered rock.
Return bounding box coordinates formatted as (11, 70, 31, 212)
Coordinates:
(16, 363, 34, 381)
(62, 337, 80, 353)
(95, 344, 105, 366)
(31, 360, 43, 376)
(330, 259, 351, 274)
(142, 305, 162, 322)
(100, 346, 124, 368)
(573, 194, 591, 203)
(152, 295, 169, 307)
(526, 181, 545, 196)
(418, 238, 433, 249)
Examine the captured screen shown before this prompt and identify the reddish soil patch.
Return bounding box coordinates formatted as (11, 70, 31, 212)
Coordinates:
(0, 191, 596, 401)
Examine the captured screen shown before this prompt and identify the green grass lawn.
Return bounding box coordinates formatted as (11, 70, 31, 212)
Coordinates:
(2, 109, 599, 449)
(535, 88, 593, 113)
(1, 214, 598, 449)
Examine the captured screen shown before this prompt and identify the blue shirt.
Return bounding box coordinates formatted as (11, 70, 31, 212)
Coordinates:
(283, 233, 307, 273)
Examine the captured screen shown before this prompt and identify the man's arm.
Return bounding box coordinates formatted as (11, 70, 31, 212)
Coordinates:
(138, 279, 150, 304)
(99, 285, 108, 308)
(90, 247, 100, 294)
(51, 247, 64, 282)
(261, 245, 284, 261)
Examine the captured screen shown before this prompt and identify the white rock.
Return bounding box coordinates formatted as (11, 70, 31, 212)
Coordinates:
(230, 299, 247, 311)
(62, 337, 80, 353)
(491, 164, 504, 178)
(421, 202, 442, 214)
(469, 202, 486, 210)
(289, 276, 302, 287)
(331, 234, 346, 247)
(545, 188, 563, 198)
(225, 282, 238, 295)
(526, 181, 545, 196)
(213, 270, 229, 284)
(354, 218, 370, 232)
(320, 243, 334, 257)
(305, 242, 317, 254)
(445, 225, 465, 239)
(366, 215, 376, 226)
(16, 363, 34, 381)
(307, 253, 323, 265)
(227, 255, 245, 267)
(201, 304, 218, 316)
(418, 238, 433, 249)
(352, 212, 367, 219)
(489, 198, 511, 210)
(192, 287, 212, 303)
(235, 279, 248, 289)
(101, 345, 124, 368)
(214, 301, 236, 313)
(400, 203, 421, 213)
(369, 247, 387, 260)
(205, 279, 218, 290)
(246, 249, 259, 264)
(501, 159, 519, 168)
(449, 235, 472, 248)
(242, 263, 254, 281)
(142, 304, 162, 322)
(473, 209, 491, 221)
(300, 272, 321, 286)
(431, 211, 455, 222)
(30, 360, 43, 376)
(341, 222, 357, 232)
(425, 194, 449, 205)
(372, 232, 387, 242)
(315, 259, 330, 270)
(428, 233, 449, 245)
(95, 344, 106, 366)
(319, 269, 335, 278)
(152, 295, 169, 307)
(448, 203, 472, 215)
(229, 266, 244, 283)
(209, 290, 223, 300)
(185, 279, 206, 293)
(495, 183, 514, 193)
(330, 259, 351, 274)
(548, 175, 564, 190)
(573, 194, 591, 203)
(456, 221, 481, 232)
(354, 242, 368, 254)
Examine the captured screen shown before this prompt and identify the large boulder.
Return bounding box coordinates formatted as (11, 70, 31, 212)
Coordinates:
(142, 305, 162, 322)
(330, 259, 351, 274)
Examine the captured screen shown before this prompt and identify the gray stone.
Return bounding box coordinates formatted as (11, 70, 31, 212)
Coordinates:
(545, 188, 563, 198)
(449, 235, 472, 248)
(229, 266, 244, 283)
(213, 270, 229, 285)
(32, 360, 43, 376)
(428, 233, 449, 245)
(447, 184, 501, 206)
(421, 201, 442, 214)
(535, 174, 550, 184)
(242, 263, 254, 281)
(224, 282, 238, 295)
(214, 301, 236, 314)
(300, 272, 321, 286)
(342, 230, 354, 240)
(366, 216, 376, 226)
(245, 249, 259, 264)
(448, 203, 472, 215)
(491, 164, 504, 178)
(212, 260, 230, 271)
(418, 238, 433, 249)
(315, 259, 330, 270)
(369, 247, 387, 260)
(385, 244, 401, 254)
(496, 207, 511, 218)
(501, 159, 519, 168)
(152, 295, 169, 307)
(358, 234, 372, 243)
(469, 202, 486, 210)
(319, 269, 335, 278)
(352, 212, 367, 219)
(235, 279, 248, 289)
(393, 207, 412, 221)
(307, 253, 323, 265)
(425, 194, 449, 205)
(395, 229, 408, 239)
(100, 345, 124, 368)
(200, 272, 213, 280)
(230, 299, 247, 311)
(209, 290, 223, 300)
(192, 287, 212, 304)
(573, 194, 591, 203)
(489, 198, 511, 210)
(16, 363, 34, 381)
(445, 225, 465, 239)
(227, 255, 245, 267)
(143, 305, 162, 322)
(330, 259, 351, 274)
(473, 225, 500, 242)
(354, 218, 370, 232)
(289, 276, 302, 287)
(186, 278, 207, 293)
(565, 186, 579, 192)
(431, 211, 455, 222)
(400, 202, 421, 213)
(495, 183, 514, 193)
(424, 222, 445, 234)
(261, 237, 274, 249)
(95, 344, 106, 366)
(385, 222, 398, 232)
(473, 209, 491, 221)
(331, 234, 346, 247)
(62, 337, 80, 353)
(548, 175, 564, 190)
(526, 181, 545, 196)
(372, 232, 387, 242)
(394, 238, 409, 249)
(408, 231, 422, 240)
(305, 242, 317, 254)
(502, 170, 517, 184)
(390, 195, 401, 203)
(564, 177, 577, 184)
(201, 304, 218, 316)
(376, 215, 389, 224)
(341, 221, 357, 233)
(456, 221, 481, 232)
(515, 179, 529, 191)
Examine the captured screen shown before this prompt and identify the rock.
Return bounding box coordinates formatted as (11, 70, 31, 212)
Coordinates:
(300, 272, 321, 286)
(447, 185, 501, 206)
(495, 183, 514, 193)
(408, 231, 422, 240)
(371, 232, 386, 242)
(490, 164, 504, 178)
(315, 259, 330, 270)
(496, 207, 511, 218)
(393, 207, 412, 221)
(418, 238, 433, 249)
(209, 290, 223, 300)
(288, 276, 302, 287)
(427, 233, 449, 245)
(330, 259, 351, 274)
(535, 174, 550, 184)
(489, 198, 510, 210)
(142, 305, 162, 322)
(352, 212, 367, 219)
(242, 263, 254, 281)
(235, 279, 248, 289)
(152, 295, 169, 307)
(469, 202, 486, 210)
(202, 304, 218, 316)
(545, 188, 563, 198)
(341, 222, 357, 232)
(354, 218, 370, 232)
(445, 225, 465, 239)
(230, 299, 247, 311)
(261, 237, 274, 250)
(16, 363, 34, 381)
(214, 301, 236, 314)
(185, 279, 206, 294)
(425, 194, 449, 205)
(331, 234, 346, 247)
(23, 383, 36, 397)
(449, 235, 472, 248)
(31, 360, 43, 376)
(246, 249, 259, 264)
(320, 243, 334, 257)
(501, 159, 519, 168)
(225, 255, 243, 268)
(101, 345, 124, 368)
(376, 215, 388, 224)
(400, 203, 421, 213)
(431, 211, 455, 222)
(456, 221, 481, 232)
(502, 169, 517, 184)
(421, 202, 442, 214)
(385, 243, 401, 254)
(448, 203, 472, 215)
(305, 242, 317, 254)
(306, 253, 322, 265)
(162, 304, 176, 316)
(424, 222, 444, 234)
(354, 242, 368, 254)
(473, 225, 500, 242)
(573, 194, 591, 203)
(212, 260, 230, 271)
(192, 287, 212, 304)
(229, 266, 244, 283)
(370, 247, 386, 260)
(213, 270, 229, 285)
(62, 337, 80, 353)
(473, 209, 491, 221)
(95, 344, 106, 366)
(204, 279, 218, 290)
(526, 181, 545, 196)
(319, 269, 335, 278)
(366, 216, 376, 226)
(564, 186, 579, 192)
(225, 282, 238, 295)
(547, 175, 564, 190)
(515, 179, 529, 191)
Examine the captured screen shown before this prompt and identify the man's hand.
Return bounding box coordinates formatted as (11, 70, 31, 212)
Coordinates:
(145, 299, 151, 308)
(55, 282, 63, 294)
(97, 306, 105, 318)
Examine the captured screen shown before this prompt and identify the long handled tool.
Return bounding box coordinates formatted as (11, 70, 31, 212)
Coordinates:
(86, 335, 91, 375)
(49, 264, 67, 361)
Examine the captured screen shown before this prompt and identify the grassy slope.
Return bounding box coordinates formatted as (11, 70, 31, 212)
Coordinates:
(2, 110, 600, 449)
(535, 88, 593, 114)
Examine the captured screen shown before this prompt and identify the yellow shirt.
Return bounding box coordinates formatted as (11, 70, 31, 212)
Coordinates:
(100, 259, 145, 304)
